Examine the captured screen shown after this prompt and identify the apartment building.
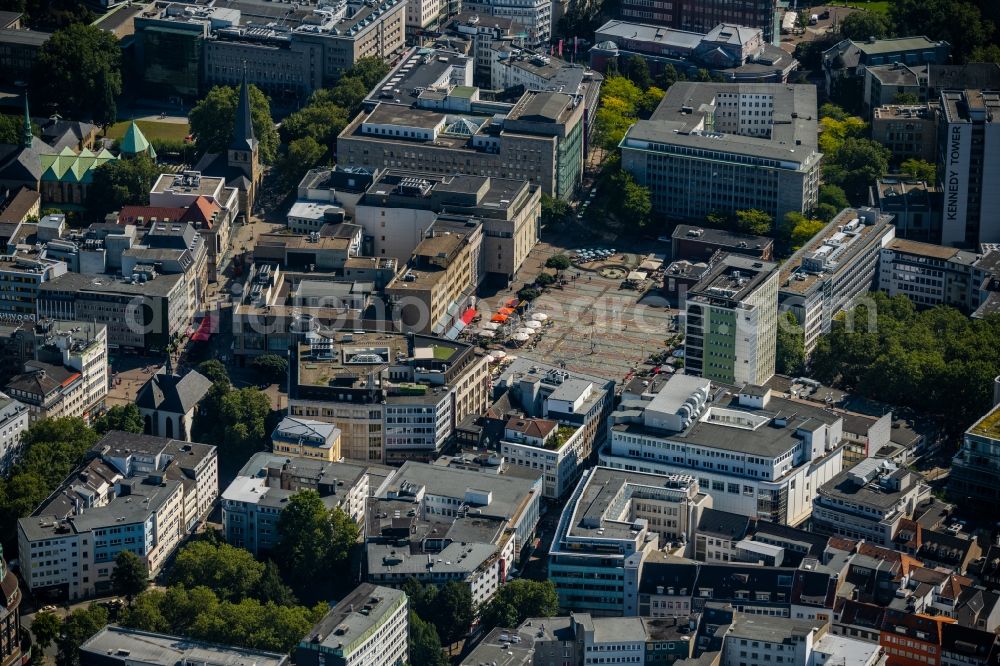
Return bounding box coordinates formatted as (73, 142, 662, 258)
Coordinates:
(492, 360, 614, 499)
(617, 0, 777, 44)
(133, 0, 406, 102)
(684, 253, 779, 386)
(862, 62, 1000, 117)
(37, 269, 194, 352)
(296, 584, 408, 666)
(339, 48, 589, 199)
(17, 432, 218, 600)
(222, 452, 368, 556)
(80, 627, 289, 666)
(0, 249, 67, 317)
(822, 36, 950, 98)
(600, 375, 846, 526)
(0, 394, 27, 475)
(878, 238, 988, 311)
(813, 458, 931, 546)
(950, 402, 1000, 505)
(365, 461, 541, 609)
(289, 331, 489, 462)
(355, 170, 540, 282)
(271, 417, 343, 462)
(549, 466, 711, 614)
(778, 207, 896, 356)
(938, 90, 1000, 248)
(621, 82, 821, 221)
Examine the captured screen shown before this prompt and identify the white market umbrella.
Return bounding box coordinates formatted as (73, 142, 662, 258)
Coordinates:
(515, 327, 536, 336)
(531, 312, 549, 321)
(490, 349, 507, 358)
(481, 321, 501, 331)
(478, 330, 496, 339)
(512, 333, 530, 342)
(525, 320, 542, 329)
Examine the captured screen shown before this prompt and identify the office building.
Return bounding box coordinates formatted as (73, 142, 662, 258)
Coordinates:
(778, 207, 895, 355)
(938, 89, 1000, 248)
(289, 331, 489, 462)
(355, 170, 540, 282)
(600, 375, 846, 527)
(878, 238, 988, 311)
(338, 48, 591, 199)
(271, 416, 343, 462)
(0, 394, 27, 474)
(149, 170, 239, 282)
(0, 545, 19, 666)
(80, 627, 289, 666)
(0, 22, 49, 86)
(491, 360, 615, 499)
(0, 246, 68, 317)
(17, 432, 218, 600)
(133, 0, 407, 103)
(672, 224, 773, 262)
(37, 269, 195, 353)
(822, 36, 950, 98)
(617, 0, 777, 45)
(222, 452, 368, 556)
(296, 584, 408, 666)
(366, 461, 541, 609)
(683, 253, 778, 386)
(950, 402, 1000, 504)
(870, 177, 941, 243)
(621, 82, 821, 222)
(862, 62, 1000, 117)
(548, 466, 710, 614)
(813, 458, 932, 546)
(462, 0, 550, 44)
(871, 104, 938, 162)
(721, 614, 831, 666)
(591, 21, 796, 83)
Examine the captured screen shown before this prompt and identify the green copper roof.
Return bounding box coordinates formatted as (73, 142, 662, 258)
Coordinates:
(39, 146, 117, 183)
(119, 121, 157, 159)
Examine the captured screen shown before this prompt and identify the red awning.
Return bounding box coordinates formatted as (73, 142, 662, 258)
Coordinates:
(191, 316, 214, 342)
(460, 307, 477, 325)
(491, 313, 509, 323)
(506, 298, 519, 308)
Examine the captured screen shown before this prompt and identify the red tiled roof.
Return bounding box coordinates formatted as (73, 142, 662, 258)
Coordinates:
(505, 416, 557, 439)
(117, 205, 188, 227)
(181, 195, 220, 229)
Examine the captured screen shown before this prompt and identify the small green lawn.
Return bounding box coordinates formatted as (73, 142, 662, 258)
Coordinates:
(105, 120, 190, 143)
(830, 1, 890, 15)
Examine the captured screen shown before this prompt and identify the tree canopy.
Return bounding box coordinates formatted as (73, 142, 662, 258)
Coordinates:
(93, 404, 144, 435)
(34, 23, 121, 126)
(609, 169, 652, 229)
(85, 154, 164, 220)
(31, 611, 61, 651)
(112, 551, 149, 604)
(189, 85, 279, 163)
(57, 605, 108, 666)
(480, 580, 559, 631)
(900, 158, 936, 183)
(840, 11, 891, 41)
(734, 209, 773, 236)
(823, 137, 890, 204)
(408, 611, 448, 666)
(775, 311, 805, 377)
(250, 354, 289, 382)
(890, 0, 994, 62)
(168, 539, 267, 602)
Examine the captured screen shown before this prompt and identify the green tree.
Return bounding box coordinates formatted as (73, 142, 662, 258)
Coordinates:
(431, 581, 474, 646)
(408, 611, 448, 666)
(257, 561, 298, 606)
(0, 114, 38, 145)
(250, 354, 289, 382)
(637, 86, 665, 117)
(343, 56, 392, 90)
(823, 138, 890, 203)
(112, 551, 149, 605)
(819, 184, 850, 210)
(536, 272, 556, 286)
(197, 359, 230, 386)
(540, 193, 571, 226)
(840, 10, 891, 40)
(735, 209, 773, 236)
(610, 170, 652, 229)
(819, 103, 850, 121)
(402, 579, 438, 618)
(277, 491, 359, 602)
(169, 540, 265, 602)
(517, 286, 541, 301)
(34, 23, 121, 126)
(781, 212, 825, 250)
(57, 605, 108, 666)
(189, 85, 279, 163)
(900, 158, 937, 183)
(890, 0, 994, 62)
(279, 103, 350, 146)
(546, 254, 572, 270)
(93, 404, 144, 435)
(624, 55, 652, 90)
(776, 312, 805, 376)
(971, 43, 1000, 64)
(218, 388, 272, 457)
(121, 589, 170, 633)
(30, 610, 61, 651)
(276, 136, 326, 190)
(317, 78, 368, 115)
(481, 580, 559, 630)
(85, 153, 163, 219)
(893, 92, 920, 105)
(817, 114, 867, 156)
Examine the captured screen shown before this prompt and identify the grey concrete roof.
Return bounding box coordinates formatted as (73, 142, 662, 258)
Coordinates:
(300, 584, 404, 651)
(80, 627, 288, 666)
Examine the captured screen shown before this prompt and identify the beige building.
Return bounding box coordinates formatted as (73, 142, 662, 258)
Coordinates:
(271, 416, 343, 462)
(289, 332, 489, 462)
(386, 229, 475, 335)
(871, 104, 938, 162)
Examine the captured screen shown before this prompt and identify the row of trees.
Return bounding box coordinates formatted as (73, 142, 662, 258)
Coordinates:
(810, 292, 1000, 434)
(274, 58, 391, 189)
(592, 75, 664, 152)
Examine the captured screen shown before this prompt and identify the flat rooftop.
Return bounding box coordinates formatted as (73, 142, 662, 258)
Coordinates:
(688, 253, 777, 304)
(941, 89, 1000, 124)
(672, 224, 772, 251)
(624, 82, 819, 167)
(884, 237, 977, 263)
(302, 584, 404, 651)
(969, 403, 1000, 440)
(39, 270, 183, 297)
(366, 46, 472, 108)
(779, 208, 894, 295)
(80, 627, 288, 666)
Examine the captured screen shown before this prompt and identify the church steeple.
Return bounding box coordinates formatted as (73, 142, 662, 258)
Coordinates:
(22, 93, 32, 148)
(229, 65, 257, 154)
